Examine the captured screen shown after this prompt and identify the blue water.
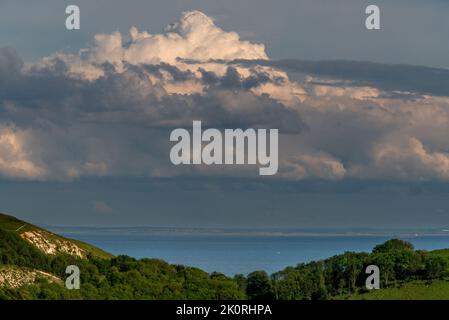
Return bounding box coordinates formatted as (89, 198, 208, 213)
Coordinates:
(51, 229, 449, 276)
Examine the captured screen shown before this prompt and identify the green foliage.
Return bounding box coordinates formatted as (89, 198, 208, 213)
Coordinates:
(246, 271, 274, 300)
(340, 280, 449, 300)
(0, 228, 245, 300)
(423, 255, 447, 279)
(373, 239, 414, 253)
(0, 213, 25, 231)
(0, 229, 50, 270)
(247, 239, 449, 300)
(1, 217, 449, 301)
(0, 213, 112, 260)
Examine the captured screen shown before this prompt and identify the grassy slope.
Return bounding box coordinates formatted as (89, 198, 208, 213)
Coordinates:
(338, 280, 449, 300)
(336, 249, 449, 300)
(430, 248, 449, 260)
(0, 213, 112, 259)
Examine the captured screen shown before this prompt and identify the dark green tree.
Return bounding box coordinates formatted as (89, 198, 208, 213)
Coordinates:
(246, 271, 274, 300)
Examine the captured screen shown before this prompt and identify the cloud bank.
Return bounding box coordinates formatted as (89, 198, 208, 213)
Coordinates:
(1, 11, 449, 182)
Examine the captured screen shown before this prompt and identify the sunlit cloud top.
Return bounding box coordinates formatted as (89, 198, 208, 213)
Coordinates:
(1, 11, 449, 182)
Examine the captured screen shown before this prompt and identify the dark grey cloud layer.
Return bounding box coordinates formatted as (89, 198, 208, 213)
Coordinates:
(0, 48, 302, 131)
(3, 40, 449, 182)
(5, 177, 449, 228)
(0, 47, 307, 180)
(234, 59, 449, 97)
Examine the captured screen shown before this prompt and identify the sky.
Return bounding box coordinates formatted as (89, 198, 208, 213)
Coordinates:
(1, 1, 449, 228)
(1, 0, 449, 67)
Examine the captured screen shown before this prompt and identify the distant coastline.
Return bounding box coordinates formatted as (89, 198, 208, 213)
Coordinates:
(43, 226, 449, 276)
(46, 225, 449, 238)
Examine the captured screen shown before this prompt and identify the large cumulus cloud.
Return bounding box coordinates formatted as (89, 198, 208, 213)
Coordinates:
(1, 10, 449, 182)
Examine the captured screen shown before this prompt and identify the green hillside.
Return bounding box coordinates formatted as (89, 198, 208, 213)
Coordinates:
(0, 213, 112, 260)
(429, 248, 449, 260)
(0, 213, 29, 231)
(0, 213, 245, 300)
(2, 212, 449, 300)
(338, 248, 449, 300)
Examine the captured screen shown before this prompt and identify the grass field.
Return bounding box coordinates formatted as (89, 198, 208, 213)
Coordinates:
(0, 213, 29, 231)
(338, 279, 449, 300)
(429, 248, 449, 261)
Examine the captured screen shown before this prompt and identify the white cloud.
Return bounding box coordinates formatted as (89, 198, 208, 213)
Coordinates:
(280, 152, 346, 180)
(367, 137, 449, 180)
(2, 11, 449, 182)
(125, 11, 268, 63)
(52, 10, 267, 81)
(0, 126, 46, 179)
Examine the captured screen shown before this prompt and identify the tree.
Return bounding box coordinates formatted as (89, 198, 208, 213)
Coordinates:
(373, 239, 414, 253)
(246, 271, 274, 300)
(233, 274, 247, 292)
(424, 255, 447, 279)
(370, 252, 395, 286)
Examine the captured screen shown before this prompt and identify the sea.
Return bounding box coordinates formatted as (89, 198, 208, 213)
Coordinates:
(47, 227, 449, 276)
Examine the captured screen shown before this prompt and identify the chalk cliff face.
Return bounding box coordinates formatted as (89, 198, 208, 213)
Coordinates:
(0, 213, 111, 260)
(20, 230, 84, 258)
(0, 213, 112, 290)
(0, 266, 61, 288)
